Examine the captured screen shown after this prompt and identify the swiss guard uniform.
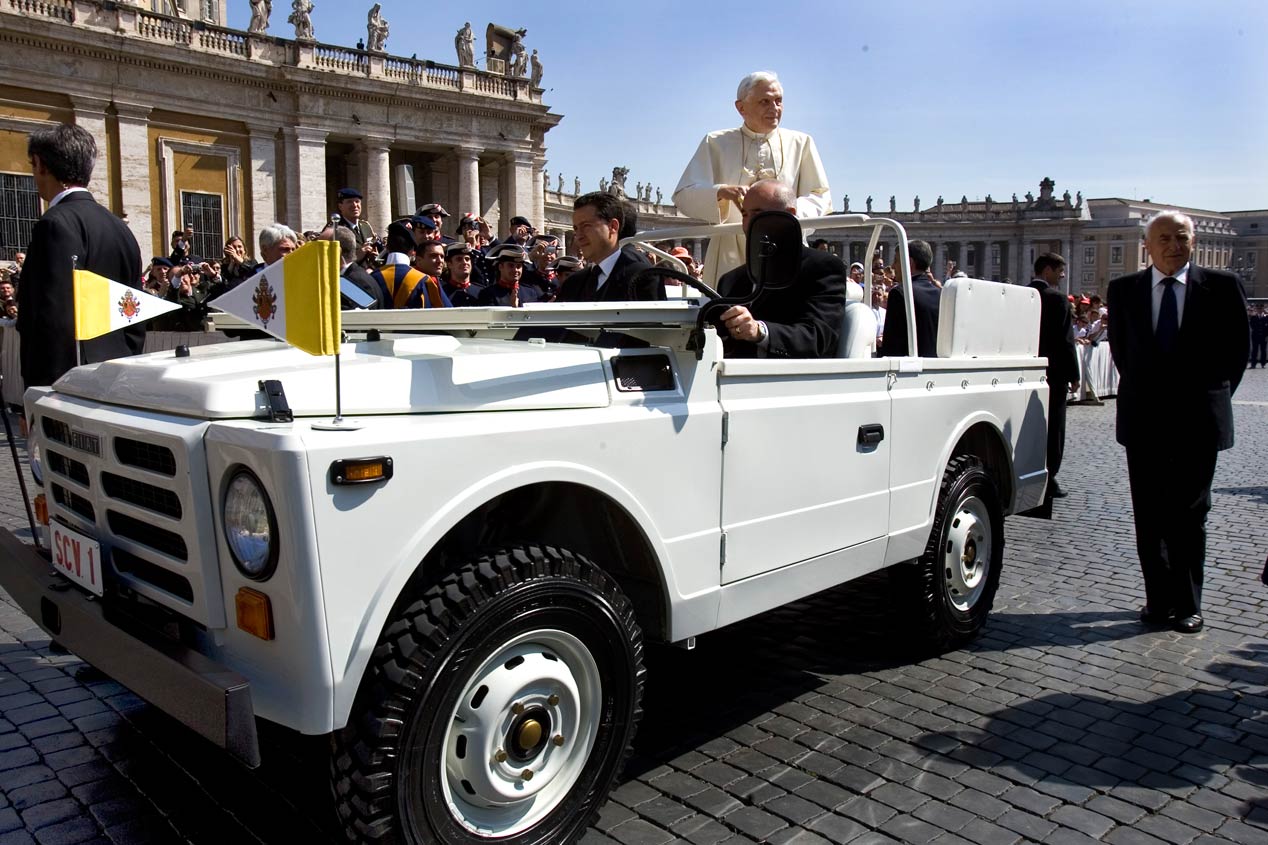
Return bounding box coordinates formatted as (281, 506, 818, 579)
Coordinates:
(370, 221, 451, 308)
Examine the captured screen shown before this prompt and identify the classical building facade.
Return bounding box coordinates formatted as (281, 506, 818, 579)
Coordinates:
(0, 2, 558, 261)
(819, 178, 1261, 299)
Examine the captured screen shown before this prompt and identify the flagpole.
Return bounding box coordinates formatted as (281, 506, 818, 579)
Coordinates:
(71, 255, 82, 367)
(333, 352, 342, 424)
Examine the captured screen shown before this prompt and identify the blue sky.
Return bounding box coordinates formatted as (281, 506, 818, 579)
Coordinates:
(228, 0, 1268, 212)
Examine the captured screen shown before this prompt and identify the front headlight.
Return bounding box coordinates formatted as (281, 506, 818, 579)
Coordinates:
(29, 440, 42, 486)
(223, 470, 278, 580)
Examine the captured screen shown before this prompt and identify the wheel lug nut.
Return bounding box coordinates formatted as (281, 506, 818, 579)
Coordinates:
(553, 734, 564, 746)
(521, 768, 534, 781)
(547, 694, 560, 706)
(511, 702, 525, 715)
(494, 749, 507, 763)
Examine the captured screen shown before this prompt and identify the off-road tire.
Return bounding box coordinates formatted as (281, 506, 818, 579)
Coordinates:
(891, 454, 1004, 651)
(331, 545, 644, 844)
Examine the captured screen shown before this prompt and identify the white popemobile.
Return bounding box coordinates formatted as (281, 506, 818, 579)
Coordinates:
(0, 214, 1050, 844)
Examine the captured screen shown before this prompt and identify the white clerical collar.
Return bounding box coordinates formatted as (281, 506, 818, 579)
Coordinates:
(384, 252, 412, 266)
(1151, 264, 1189, 287)
(740, 125, 777, 142)
(48, 186, 89, 208)
(594, 248, 622, 290)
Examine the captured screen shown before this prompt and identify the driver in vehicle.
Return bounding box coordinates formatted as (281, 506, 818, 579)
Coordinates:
(715, 179, 846, 358)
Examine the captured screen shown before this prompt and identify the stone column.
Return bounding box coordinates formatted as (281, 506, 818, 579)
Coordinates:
(455, 146, 482, 220)
(283, 126, 328, 233)
(245, 124, 279, 254)
(999, 241, 1010, 282)
(113, 103, 154, 257)
(69, 96, 111, 204)
(480, 164, 500, 233)
(428, 155, 451, 217)
(505, 151, 536, 231)
(532, 156, 546, 232)
(361, 138, 392, 238)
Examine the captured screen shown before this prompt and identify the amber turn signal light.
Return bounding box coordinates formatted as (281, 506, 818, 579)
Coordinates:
(235, 588, 274, 641)
(33, 494, 48, 526)
(330, 457, 393, 485)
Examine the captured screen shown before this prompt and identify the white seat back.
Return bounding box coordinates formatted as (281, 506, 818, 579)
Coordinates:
(935, 278, 1040, 358)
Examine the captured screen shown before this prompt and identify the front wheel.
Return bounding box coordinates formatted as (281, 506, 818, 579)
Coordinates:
(891, 454, 1004, 651)
(332, 545, 644, 844)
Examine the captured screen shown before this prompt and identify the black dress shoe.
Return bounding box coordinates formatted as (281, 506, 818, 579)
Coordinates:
(1173, 614, 1204, 634)
(1050, 480, 1068, 498)
(1140, 606, 1173, 625)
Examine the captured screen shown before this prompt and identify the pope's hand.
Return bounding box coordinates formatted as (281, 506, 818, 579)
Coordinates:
(717, 185, 748, 206)
(720, 305, 761, 342)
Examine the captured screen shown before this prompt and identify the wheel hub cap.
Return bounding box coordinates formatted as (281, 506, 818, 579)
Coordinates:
(944, 495, 991, 613)
(441, 629, 601, 837)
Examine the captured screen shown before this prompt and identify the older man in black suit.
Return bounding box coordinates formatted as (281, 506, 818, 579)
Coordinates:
(558, 192, 663, 302)
(18, 123, 143, 388)
(1029, 252, 1080, 498)
(715, 179, 845, 358)
(1107, 210, 1249, 634)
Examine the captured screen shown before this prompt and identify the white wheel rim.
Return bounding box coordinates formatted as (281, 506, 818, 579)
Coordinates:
(943, 494, 991, 613)
(440, 629, 602, 837)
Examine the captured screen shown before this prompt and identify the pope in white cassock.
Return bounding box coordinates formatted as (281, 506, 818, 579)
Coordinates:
(673, 71, 832, 283)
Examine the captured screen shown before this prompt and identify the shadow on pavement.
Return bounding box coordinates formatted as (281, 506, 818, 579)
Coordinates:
(1213, 485, 1268, 506)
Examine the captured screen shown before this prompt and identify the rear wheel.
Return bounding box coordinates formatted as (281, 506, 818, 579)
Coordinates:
(892, 455, 1004, 650)
(332, 545, 644, 844)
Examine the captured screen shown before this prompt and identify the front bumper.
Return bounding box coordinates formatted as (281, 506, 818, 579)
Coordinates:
(0, 529, 260, 767)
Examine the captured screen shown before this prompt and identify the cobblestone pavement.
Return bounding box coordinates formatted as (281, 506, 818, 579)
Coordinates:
(0, 370, 1265, 844)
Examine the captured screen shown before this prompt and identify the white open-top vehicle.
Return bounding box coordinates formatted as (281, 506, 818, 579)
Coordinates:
(0, 214, 1049, 844)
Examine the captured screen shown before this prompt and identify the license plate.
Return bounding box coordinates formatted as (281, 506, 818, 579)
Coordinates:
(50, 522, 104, 597)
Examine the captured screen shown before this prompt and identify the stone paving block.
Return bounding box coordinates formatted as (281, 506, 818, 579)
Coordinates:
(956, 818, 1023, 845)
(880, 813, 944, 845)
(9, 778, 69, 811)
(20, 797, 81, 831)
(31, 816, 100, 844)
(806, 812, 867, 843)
(608, 818, 676, 845)
(996, 808, 1058, 841)
(1049, 805, 1117, 838)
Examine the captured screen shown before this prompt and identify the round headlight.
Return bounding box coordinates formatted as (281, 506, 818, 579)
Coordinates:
(29, 440, 42, 486)
(223, 470, 277, 580)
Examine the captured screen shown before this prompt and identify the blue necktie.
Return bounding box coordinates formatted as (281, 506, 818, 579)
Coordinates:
(1156, 276, 1179, 352)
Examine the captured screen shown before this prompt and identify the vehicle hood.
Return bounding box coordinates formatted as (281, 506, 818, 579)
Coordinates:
(54, 336, 612, 418)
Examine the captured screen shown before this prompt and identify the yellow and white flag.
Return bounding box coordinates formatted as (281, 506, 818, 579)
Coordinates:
(208, 240, 341, 356)
(74, 269, 180, 340)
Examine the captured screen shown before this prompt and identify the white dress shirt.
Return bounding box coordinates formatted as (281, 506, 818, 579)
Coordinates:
(592, 248, 623, 293)
(48, 186, 90, 208)
(1150, 264, 1189, 331)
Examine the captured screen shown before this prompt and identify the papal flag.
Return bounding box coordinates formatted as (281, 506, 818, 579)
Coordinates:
(208, 240, 341, 356)
(74, 269, 180, 340)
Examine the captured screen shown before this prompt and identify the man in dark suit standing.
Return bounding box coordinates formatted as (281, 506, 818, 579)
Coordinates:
(1108, 210, 1250, 634)
(715, 179, 845, 358)
(18, 123, 143, 388)
(880, 240, 941, 357)
(1028, 253, 1080, 498)
(558, 192, 664, 302)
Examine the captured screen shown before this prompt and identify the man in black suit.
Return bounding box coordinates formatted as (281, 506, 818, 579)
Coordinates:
(1107, 210, 1250, 634)
(18, 123, 144, 388)
(715, 179, 845, 358)
(1028, 253, 1080, 498)
(557, 192, 664, 302)
(880, 240, 940, 357)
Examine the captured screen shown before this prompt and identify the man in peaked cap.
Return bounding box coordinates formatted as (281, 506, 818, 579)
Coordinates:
(417, 202, 456, 245)
(332, 187, 378, 264)
(477, 243, 541, 307)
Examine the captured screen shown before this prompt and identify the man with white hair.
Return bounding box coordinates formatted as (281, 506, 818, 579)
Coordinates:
(1107, 210, 1249, 635)
(258, 223, 300, 266)
(673, 71, 831, 283)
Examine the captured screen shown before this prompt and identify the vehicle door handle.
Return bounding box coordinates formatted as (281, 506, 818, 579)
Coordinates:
(858, 424, 885, 446)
